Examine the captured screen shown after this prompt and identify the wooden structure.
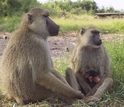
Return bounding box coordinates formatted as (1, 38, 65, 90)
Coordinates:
(95, 13, 124, 18)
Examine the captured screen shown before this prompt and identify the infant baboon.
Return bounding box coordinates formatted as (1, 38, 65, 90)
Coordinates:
(84, 70, 100, 89)
(1, 8, 83, 105)
(66, 26, 113, 103)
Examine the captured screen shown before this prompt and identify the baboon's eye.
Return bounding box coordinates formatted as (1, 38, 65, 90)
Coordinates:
(43, 14, 49, 17)
(43, 15, 48, 17)
(92, 30, 100, 34)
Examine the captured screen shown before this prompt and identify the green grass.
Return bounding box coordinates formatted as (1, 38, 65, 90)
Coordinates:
(1, 14, 124, 34)
(0, 16, 22, 32)
(54, 15, 124, 34)
(105, 39, 124, 100)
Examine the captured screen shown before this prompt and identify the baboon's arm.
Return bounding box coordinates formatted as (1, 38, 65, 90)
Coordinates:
(76, 73, 91, 94)
(35, 69, 83, 99)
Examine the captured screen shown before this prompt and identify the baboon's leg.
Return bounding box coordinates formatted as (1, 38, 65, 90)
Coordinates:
(65, 67, 80, 91)
(52, 68, 84, 103)
(93, 78, 113, 98)
(83, 78, 113, 103)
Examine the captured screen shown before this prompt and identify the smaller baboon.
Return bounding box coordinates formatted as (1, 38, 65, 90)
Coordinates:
(1, 8, 83, 105)
(66, 26, 113, 104)
(84, 70, 100, 88)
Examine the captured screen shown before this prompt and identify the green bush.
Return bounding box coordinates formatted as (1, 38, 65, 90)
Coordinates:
(0, 16, 22, 32)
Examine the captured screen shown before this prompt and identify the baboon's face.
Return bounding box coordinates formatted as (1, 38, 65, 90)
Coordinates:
(27, 8, 59, 36)
(90, 30, 102, 46)
(81, 27, 102, 47)
(85, 70, 100, 82)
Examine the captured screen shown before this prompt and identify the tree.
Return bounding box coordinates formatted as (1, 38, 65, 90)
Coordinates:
(8, 0, 21, 15)
(0, 0, 9, 17)
(80, 0, 98, 13)
(19, 0, 40, 12)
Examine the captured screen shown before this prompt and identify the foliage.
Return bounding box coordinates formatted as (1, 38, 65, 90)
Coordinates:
(0, 0, 120, 18)
(0, 0, 41, 17)
(40, 0, 121, 15)
(98, 6, 119, 13)
(7, 0, 21, 15)
(0, 16, 21, 32)
(81, 0, 98, 13)
(19, 0, 41, 13)
(0, 0, 123, 33)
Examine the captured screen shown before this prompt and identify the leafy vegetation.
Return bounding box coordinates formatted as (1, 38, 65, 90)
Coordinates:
(0, 0, 121, 17)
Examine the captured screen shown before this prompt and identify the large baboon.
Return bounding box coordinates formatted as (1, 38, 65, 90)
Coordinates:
(66, 26, 113, 104)
(1, 8, 83, 105)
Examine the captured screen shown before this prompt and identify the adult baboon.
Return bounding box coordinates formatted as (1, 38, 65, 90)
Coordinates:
(1, 8, 83, 105)
(66, 26, 113, 103)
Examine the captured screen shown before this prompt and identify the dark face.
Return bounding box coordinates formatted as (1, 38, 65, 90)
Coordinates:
(46, 17, 59, 36)
(91, 30, 102, 46)
(86, 70, 99, 77)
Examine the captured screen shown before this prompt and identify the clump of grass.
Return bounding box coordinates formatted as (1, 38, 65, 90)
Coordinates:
(54, 52, 70, 74)
(0, 16, 22, 32)
(104, 38, 124, 100)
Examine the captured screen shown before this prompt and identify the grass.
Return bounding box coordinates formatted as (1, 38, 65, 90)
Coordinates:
(105, 39, 124, 101)
(0, 16, 23, 32)
(1, 14, 124, 34)
(53, 14, 124, 34)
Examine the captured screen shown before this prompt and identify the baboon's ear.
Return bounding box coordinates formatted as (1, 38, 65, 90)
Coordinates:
(80, 28, 85, 35)
(27, 14, 33, 24)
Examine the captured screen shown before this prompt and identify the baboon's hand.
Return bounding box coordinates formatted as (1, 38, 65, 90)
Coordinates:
(76, 91, 84, 99)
